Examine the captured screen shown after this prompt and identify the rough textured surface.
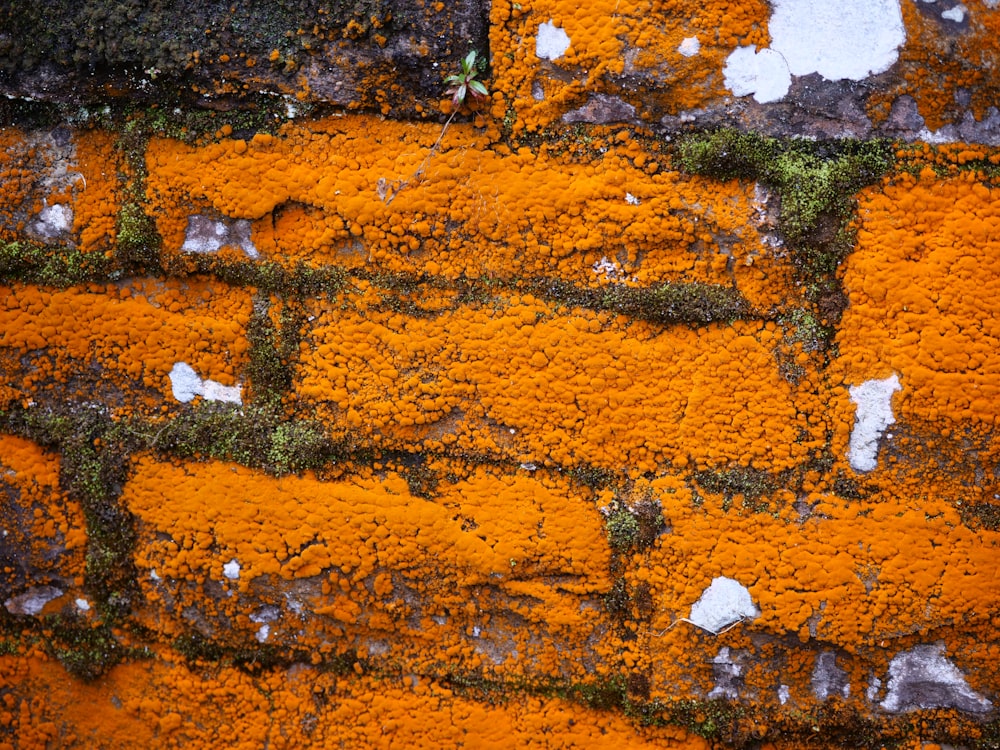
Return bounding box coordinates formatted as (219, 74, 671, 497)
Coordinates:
(1, 2, 1000, 749)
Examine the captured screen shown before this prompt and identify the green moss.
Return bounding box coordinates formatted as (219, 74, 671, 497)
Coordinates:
(0, 239, 114, 287)
(266, 420, 338, 476)
(147, 402, 352, 476)
(676, 132, 893, 245)
(636, 697, 744, 738)
(173, 631, 359, 675)
(246, 298, 294, 408)
(695, 466, 774, 500)
(605, 507, 641, 552)
(601, 281, 749, 325)
(568, 464, 618, 490)
(43, 617, 147, 681)
(676, 129, 894, 312)
(161, 254, 347, 299)
(780, 307, 829, 353)
(115, 202, 162, 273)
(530, 277, 750, 325)
(694, 466, 779, 514)
(3, 404, 139, 621)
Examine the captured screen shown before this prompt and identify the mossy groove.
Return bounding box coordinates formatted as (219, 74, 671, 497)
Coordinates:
(676, 128, 894, 332)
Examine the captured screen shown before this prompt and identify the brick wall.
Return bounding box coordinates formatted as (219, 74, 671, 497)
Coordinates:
(2, 1, 1000, 747)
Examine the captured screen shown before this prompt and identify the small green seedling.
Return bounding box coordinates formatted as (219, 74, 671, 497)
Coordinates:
(379, 50, 489, 204)
(445, 51, 489, 108)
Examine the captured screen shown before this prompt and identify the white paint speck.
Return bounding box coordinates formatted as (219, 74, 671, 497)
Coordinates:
(150, 569, 161, 581)
(941, 4, 967, 21)
(169, 362, 242, 405)
(778, 684, 791, 704)
(255, 624, 270, 642)
(847, 373, 901, 472)
(223, 559, 241, 580)
(677, 37, 700, 57)
(536, 20, 571, 60)
(689, 576, 759, 634)
(769, 0, 905, 81)
(625, 192, 641, 205)
(75, 598, 91, 612)
(723, 46, 792, 104)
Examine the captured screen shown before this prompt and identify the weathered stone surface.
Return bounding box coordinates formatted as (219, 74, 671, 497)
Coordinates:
(490, 0, 1000, 142)
(2, 1, 1000, 748)
(0, 435, 86, 616)
(879, 644, 993, 714)
(0, 1, 489, 117)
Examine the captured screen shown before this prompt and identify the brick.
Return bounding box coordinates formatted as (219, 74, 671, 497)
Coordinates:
(0, 279, 252, 414)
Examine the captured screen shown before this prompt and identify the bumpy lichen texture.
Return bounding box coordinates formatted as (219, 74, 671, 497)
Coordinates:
(124, 455, 612, 680)
(869, 0, 1000, 131)
(488, 0, 771, 130)
(144, 118, 792, 310)
(297, 291, 826, 474)
(631, 478, 1000, 703)
(0, 279, 251, 412)
(0, 127, 120, 252)
(0, 654, 715, 749)
(4, 16, 1000, 742)
(835, 165, 1000, 435)
(0, 435, 87, 609)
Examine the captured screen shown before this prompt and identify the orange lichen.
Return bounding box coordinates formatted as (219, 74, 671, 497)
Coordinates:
(0, 435, 87, 607)
(69, 130, 123, 253)
(613, 473, 1000, 722)
(0, 654, 712, 749)
(3, 28, 1000, 744)
(833, 170, 1000, 437)
(869, 0, 1000, 130)
(0, 279, 251, 411)
(124, 455, 611, 680)
(297, 290, 824, 473)
(145, 117, 794, 311)
(488, 0, 770, 130)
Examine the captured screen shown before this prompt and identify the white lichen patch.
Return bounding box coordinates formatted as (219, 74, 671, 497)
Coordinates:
(724, 0, 905, 102)
(27, 202, 74, 241)
(881, 644, 993, 713)
(223, 559, 241, 580)
(941, 4, 967, 21)
(847, 373, 901, 472)
(169, 362, 242, 405)
(723, 46, 792, 104)
(536, 20, 571, 61)
(689, 576, 759, 634)
(769, 0, 904, 81)
(677, 36, 700, 57)
(708, 646, 743, 699)
(4, 585, 63, 616)
(180, 214, 259, 259)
